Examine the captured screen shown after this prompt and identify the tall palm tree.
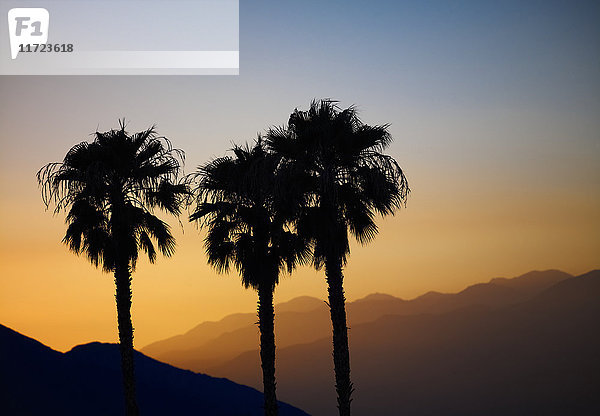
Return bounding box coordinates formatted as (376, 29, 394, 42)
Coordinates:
(266, 100, 409, 416)
(37, 122, 187, 416)
(188, 138, 310, 416)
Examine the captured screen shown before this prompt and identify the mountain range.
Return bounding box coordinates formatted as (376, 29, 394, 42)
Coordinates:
(0, 324, 308, 415)
(141, 269, 600, 415)
(141, 270, 573, 372)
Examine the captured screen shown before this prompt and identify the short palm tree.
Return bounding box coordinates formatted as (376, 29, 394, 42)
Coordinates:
(37, 122, 187, 416)
(188, 138, 310, 416)
(266, 100, 409, 416)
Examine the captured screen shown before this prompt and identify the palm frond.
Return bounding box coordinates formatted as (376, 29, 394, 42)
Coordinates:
(189, 138, 310, 290)
(266, 99, 409, 266)
(38, 122, 185, 272)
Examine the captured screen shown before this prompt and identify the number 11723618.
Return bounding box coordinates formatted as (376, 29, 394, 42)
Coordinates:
(18, 43, 74, 53)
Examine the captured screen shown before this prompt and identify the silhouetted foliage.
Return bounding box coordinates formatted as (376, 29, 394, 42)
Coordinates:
(188, 138, 311, 416)
(37, 121, 187, 416)
(266, 100, 409, 416)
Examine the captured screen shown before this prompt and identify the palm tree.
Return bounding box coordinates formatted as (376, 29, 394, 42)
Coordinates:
(188, 138, 310, 416)
(37, 122, 187, 416)
(266, 100, 409, 416)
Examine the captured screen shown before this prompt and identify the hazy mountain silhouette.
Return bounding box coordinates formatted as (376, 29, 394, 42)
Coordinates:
(0, 325, 308, 416)
(347, 269, 573, 323)
(209, 270, 600, 415)
(141, 297, 331, 371)
(142, 295, 327, 359)
(275, 296, 325, 313)
(141, 269, 573, 373)
(489, 269, 574, 291)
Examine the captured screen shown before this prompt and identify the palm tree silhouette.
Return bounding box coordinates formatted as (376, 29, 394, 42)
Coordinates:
(37, 122, 187, 416)
(188, 138, 310, 416)
(266, 100, 409, 416)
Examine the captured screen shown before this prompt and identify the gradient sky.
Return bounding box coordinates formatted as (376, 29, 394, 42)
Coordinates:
(1, 0, 599, 352)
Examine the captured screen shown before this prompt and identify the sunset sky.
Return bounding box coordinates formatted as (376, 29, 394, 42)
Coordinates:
(1, 0, 599, 352)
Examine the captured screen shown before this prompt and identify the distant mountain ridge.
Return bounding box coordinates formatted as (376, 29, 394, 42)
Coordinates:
(0, 324, 308, 416)
(3, 269, 596, 415)
(211, 270, 600, 415)
(141, 296, 329, 360)
(489, 269, 573, 291)
(141, 269, 573, 370)
(139, 268, 600, 415)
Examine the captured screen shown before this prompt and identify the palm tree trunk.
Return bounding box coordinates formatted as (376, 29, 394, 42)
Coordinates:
(115, 261, 139, 416)
(325, 256, 352, 416)
(258, 284, 278, 416)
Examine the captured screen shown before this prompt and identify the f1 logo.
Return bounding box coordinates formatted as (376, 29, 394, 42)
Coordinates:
(8, 8, 49, 59)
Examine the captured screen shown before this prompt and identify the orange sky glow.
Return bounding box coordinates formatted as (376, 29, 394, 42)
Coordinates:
(1, 1, 599, 352)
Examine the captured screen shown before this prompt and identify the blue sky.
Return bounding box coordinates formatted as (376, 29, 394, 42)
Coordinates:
(0, 0, 599, 350)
